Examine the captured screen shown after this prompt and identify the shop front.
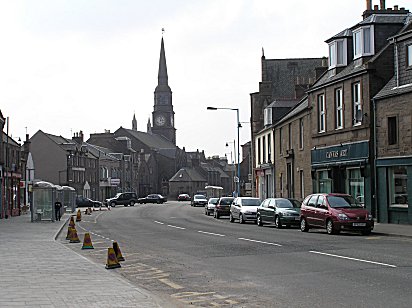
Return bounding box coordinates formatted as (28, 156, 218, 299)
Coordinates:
(255, 163, 274, 199)
(311, 141, 373, 212)
(376, 157, 412, 224)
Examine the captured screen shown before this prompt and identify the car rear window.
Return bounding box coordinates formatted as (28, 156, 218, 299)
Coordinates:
(220, 198, 234, 205)
(209, 198, 219, 204)
(242, 198, 261, 206)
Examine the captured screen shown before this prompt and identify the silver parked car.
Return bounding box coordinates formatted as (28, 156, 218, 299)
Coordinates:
(230, 197, 261, 224)
(205, 197, 219, 216)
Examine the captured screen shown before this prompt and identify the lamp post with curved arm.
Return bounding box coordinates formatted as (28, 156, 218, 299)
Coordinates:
(207, 106, 240, 197)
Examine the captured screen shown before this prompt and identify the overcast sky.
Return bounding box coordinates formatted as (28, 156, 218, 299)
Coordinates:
(0, 0, 409, 160)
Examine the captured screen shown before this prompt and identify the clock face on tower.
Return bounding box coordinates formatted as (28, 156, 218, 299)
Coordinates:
(155, 115, 166, 126)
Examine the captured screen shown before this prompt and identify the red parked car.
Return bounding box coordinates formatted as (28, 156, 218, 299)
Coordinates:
(300, 193, 374, 235)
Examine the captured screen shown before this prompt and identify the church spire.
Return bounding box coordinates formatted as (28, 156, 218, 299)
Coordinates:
(158, 36, 168, 87)
(132, 113, 137, 131)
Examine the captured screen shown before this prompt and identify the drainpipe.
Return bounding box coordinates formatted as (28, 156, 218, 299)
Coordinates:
(394, 38, 399, 87)
(372, 97, 378, 221)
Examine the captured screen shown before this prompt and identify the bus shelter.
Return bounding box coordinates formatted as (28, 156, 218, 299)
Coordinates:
(61, 186, 76, 213)
(31, 181, 57, 222)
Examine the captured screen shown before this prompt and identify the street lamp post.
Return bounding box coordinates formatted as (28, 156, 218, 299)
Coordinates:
(207, 106, 241, 197)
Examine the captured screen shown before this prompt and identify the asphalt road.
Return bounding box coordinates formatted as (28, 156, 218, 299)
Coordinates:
(63, 201, 412, 308)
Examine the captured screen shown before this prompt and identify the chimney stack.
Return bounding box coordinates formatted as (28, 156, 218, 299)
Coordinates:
(366, 0, 372, 11)
(380, 0, 385, 10)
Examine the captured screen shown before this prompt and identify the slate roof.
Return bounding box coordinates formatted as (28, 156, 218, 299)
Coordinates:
(116, 128, 177, 159)
(1, 132, 20, 147)
(84, 143, 120, 161)
(374, 77, 412, 100)
(263, 58, 325, 99)
(275, 96, 309, 126)
(325, 29, 352, 43)
(357, 14, 410, 26)
(267, 99, 300, 108)
(170, 168, 206, 182)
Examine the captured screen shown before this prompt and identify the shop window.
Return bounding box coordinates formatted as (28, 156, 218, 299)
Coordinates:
(318, 170, 332, 193)
(346, 168, 364, 206)
(388, 116, 398, 146)
(388, 166, 408, 208)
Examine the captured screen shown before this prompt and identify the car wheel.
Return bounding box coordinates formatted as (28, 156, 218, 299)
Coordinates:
(229, 213, 234, 223)
(110, 202, 116, 207)
(130, 201, 135, 206)
(215, 211, 219, 219)
(275, 216, 282, 229)
(157, 200, 161, 204)
(361, 229, 372, 236)
(257, 215, 263, 227)
(300, 218, 309, 232)
(326, 219, 337, 235)
(239, 214, 244, 224)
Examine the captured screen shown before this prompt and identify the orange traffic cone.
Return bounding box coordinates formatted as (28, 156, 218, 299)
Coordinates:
(106, 247, 121, 269)
(69, 227, 81, 243)
(82, 232, 94, 249)
(76, 209, 82, 222)
(69, 216, 75, 228)
(113, 241, 125, 261)
(66, 226, 73, 240)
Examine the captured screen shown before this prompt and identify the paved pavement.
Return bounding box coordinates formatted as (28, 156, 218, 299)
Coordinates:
(0, 211, 165, 308)
(0, 211, 411, 308)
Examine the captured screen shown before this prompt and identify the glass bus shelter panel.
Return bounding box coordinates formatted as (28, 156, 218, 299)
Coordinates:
(31, 187, 56, 222)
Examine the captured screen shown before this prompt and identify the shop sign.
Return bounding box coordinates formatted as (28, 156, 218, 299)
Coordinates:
(311, 141, 368, 165)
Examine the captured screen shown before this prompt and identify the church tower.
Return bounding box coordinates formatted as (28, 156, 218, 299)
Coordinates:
(152, 36, 176, 145)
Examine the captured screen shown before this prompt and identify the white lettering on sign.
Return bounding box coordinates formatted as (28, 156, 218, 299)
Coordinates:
(326, 148, 348, 159)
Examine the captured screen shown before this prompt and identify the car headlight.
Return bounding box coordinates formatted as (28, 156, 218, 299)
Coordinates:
(367, 214, 373, 220)
(338, 213, 349, 220)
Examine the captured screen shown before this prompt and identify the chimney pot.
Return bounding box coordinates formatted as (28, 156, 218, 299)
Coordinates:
(394, 5, 398, 10)
(380, 0, 385, 10)
(374, 4, 379, 10)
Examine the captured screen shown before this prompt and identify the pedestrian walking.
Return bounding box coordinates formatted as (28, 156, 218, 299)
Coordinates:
(54, 201, 62, 221)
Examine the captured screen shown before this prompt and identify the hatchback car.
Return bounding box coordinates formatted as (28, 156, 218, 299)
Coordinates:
(230, 197, 261, 223)
(214, 197, 234, 219)
(138, 194, 167, 204)
(178, 194, 191, 201)
(300, 193, 374, 235)
(257, 198, 301, 228)
(105, 192, 137, 207)
(205, 197, 219, 216)
(191, 194, 208, 207)
(76, 196, 102, 208)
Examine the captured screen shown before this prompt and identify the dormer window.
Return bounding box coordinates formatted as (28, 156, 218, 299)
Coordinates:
(353, 26, 374, 59)
(328, 39, 347, 68)
(264, 107, 272, 126)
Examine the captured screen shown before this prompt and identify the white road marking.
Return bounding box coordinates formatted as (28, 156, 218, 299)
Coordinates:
(154, 221, 164, 225)
(158, 278, 184, 290)
(309, 251, 397, 268)
(198, 230, 226, 237)
(167, 224, 186, 230)
(238, 238, 282, 246)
